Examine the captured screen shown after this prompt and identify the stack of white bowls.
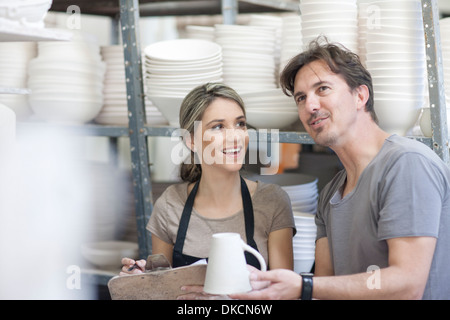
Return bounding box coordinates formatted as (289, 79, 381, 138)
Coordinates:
(357, 0, 373, 66)
(300, 0, 359, 53)
(419, 17, 450, 137)
(214, 24, 277, 94)
(95, 45, 168, 126)
(248, 14, 283, 83)
(365, 0, 426, 136)
(241, 88, 299, 129)
(28, 32, 105, 124)
(292, 212, 316, 273)
(185, 25, 215, 42)
(0, 42, 36, 119)
(144, 39, 223, 127)
(280, 15, 303, 73)
(0, 0, 52, 28)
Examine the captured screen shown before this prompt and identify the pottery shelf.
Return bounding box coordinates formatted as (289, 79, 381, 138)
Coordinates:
(4, 0, 448, 287)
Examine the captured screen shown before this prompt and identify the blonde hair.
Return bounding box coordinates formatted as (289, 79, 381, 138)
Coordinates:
(179, 82, 246, 183)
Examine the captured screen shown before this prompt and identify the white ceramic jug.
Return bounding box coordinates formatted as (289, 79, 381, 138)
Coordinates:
(203, 232, 267, 295)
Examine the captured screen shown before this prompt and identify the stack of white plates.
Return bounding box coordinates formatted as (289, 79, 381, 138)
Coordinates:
(144, 39, 223, 126)
(292, 212, 316, 273)
(246, 173, 319, 273)
(95, 45, 168, 126)
(246, 173, 319, 213)
(300, 0, 359, 52)
(0, 42, 36, 118)
(28, 32, 105, 124)
(185, 25, 215, 42)
(280, 15, 303, 73)
(214, 24, 277, 94)
(240, 88, 298, 129)
(365, 0, 426, 135)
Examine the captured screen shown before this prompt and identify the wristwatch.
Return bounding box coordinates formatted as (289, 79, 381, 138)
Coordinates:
(300, 272, 314, 300)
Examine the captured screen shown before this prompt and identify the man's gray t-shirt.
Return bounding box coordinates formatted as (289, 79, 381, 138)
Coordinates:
(316, 134, 450, 299)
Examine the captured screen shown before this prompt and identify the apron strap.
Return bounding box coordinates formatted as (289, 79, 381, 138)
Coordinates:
(240, 176, 261, 270)
(173, 180, 199, 255)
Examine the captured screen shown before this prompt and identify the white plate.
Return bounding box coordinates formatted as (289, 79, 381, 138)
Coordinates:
(144, 39, 222, 62)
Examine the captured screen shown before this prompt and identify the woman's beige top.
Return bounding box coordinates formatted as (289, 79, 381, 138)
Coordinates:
(147, 180, 295, 266)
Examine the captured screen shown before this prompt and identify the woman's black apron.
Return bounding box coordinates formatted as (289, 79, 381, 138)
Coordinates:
(172, 176, 262, 270)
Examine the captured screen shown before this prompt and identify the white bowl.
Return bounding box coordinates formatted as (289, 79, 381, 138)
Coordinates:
(374, 100, 423, 135)
(368, 67, 425, 78)
(29, 99, 103, 124)
(81, 241, 139, 269)
(419, 108, 450, 138)
(375, 17, 423, 29)
(28, 75, 104, 88)
(366, 51, 425, 61)
(367, 9, 422, 19)
(374, 0, 422, 11)
(29, 58, 106, 75)
(375, 25, 424, 37)
(0, 0, 52, 26)
(246, 110, 298, 129)
(300, 3, 357, 14)
(38, 42, 101, 61)
(365, 42, 425, 54)
(144, 39, 222, 62)
(293, 258, 315, 273)
(301, 11, 357, 21)
(147, 95, 184, 127)
(366, 60, 425, 69)
(374, 91, 424, 101)
(372, 76, 425, 85)
(302, 25, 358, 34)
(374, 85, 425, 98)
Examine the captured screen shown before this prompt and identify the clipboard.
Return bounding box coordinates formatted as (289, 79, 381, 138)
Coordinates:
(107, 254, 207, 300)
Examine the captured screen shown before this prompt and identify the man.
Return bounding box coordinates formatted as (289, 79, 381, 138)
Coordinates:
(231, 38, 450, 300)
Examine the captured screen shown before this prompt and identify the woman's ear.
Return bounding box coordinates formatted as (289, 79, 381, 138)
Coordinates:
(184, 133, 196, 153)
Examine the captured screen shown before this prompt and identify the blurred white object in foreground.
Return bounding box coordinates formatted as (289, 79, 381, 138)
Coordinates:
(0, 123, 95, 299)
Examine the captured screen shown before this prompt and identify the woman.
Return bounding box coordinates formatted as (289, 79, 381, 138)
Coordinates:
(121, 83, 295, 274)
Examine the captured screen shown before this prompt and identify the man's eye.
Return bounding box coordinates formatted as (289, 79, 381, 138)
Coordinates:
(296, 95, 305, 104)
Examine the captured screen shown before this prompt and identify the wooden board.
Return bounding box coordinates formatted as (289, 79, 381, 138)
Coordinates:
(107, 264, 206, 300)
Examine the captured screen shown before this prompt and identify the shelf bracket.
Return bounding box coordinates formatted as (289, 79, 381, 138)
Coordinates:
(119, 0, 153, 258)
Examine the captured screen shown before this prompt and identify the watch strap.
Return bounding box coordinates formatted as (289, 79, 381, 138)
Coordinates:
(300, 272, 313, 300)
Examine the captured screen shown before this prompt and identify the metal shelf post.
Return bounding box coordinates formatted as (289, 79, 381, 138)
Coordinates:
(119, 0, 153, 259)
(422, 0, 450, 165)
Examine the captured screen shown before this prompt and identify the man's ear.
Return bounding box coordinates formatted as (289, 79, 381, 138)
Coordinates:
(355, 84, 369, 111)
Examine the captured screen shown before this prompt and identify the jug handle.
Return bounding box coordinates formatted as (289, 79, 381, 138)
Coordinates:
(241, 240, 267, 272)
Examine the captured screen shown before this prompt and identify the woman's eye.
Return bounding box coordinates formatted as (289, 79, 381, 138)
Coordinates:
(319, 86, 330, 93)
(237, 121, 247, 128)
(211, 124, 223, 130)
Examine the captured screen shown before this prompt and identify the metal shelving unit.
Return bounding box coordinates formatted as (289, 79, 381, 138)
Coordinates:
(12, 0, 442, 287)
(117, 0, 448, 268)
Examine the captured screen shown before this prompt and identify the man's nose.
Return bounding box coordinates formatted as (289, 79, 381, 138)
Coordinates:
(305, 95, 320, 113)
